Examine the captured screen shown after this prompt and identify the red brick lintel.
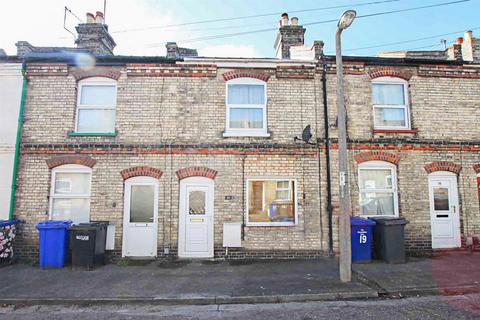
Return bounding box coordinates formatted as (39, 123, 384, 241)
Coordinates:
(120, 166, 163, 180)
(176, 167, 218, 180)
(424, 161, 462, 174)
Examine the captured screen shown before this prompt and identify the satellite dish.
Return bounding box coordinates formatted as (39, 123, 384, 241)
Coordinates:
(302, 125, 313, 143)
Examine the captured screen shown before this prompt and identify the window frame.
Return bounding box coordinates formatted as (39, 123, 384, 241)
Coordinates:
(245, 178, 298, 227)
(48, 164, 92, 223)
(75, 77, 117, 134)
(371, 77, 411, 130)
(224, 77, 269, 137)
(357, 161, 399, 218)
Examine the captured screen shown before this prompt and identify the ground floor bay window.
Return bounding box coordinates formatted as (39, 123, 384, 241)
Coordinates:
(358, 161, 399, 217)
(247, 179, 297, 226)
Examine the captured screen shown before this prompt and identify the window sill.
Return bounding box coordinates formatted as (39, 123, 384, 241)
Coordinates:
(373, 129, 417, 134)
(67, 131, 118, 137)
(223, 131, 271, 138)
(245, 222, 296, 227)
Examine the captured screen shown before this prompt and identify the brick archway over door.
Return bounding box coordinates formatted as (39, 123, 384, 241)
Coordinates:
(424, 161, 462, 174)
(120, 166, 164, 180)
(176, 167, 218, 180)
(46, 155, 96, 169)
(354, 151, 400, 165)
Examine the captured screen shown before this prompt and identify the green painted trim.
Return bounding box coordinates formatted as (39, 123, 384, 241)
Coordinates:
(9, 65, 27, 220)
(67, 131, 117, 137)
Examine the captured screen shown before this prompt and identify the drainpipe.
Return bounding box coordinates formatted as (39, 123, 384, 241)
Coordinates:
(321, 55, 334, 255)
(8, 61, 27, 220)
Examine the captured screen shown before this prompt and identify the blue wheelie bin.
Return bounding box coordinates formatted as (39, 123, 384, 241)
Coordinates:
(350, 217, 376, 263)
(36, 220, 72, 268)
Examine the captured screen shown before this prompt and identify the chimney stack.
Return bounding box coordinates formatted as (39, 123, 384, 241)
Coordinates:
(462, 30, 477, 62)
(165, 42, 198, 59)
(75, 11, 116, 56)
(274, 13, 306, 59)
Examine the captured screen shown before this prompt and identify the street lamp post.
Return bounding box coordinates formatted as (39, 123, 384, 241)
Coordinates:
(335, 10, 356, 283)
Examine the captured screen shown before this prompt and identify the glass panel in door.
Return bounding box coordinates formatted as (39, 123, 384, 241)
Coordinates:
(433, 186, 450, 212)
(130, 185, 155, 223)
(188, 190, 206, 215)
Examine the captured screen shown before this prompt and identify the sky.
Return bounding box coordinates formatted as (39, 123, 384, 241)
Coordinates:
(1, 0, 479, 58)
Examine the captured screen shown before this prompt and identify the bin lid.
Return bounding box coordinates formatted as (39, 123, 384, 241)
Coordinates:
(36, 220, 72, 230)
(350, 216, 376, 226)
(369, 217, 408, 225)
(69, 221, 109, 231)
(0, 219, 20, 227)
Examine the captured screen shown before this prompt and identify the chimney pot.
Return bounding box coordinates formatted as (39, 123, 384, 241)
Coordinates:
(291, 17, 299, 26)
(464, 30, 473, 41)
(86, 12, 95, 23)
(280, 13, 289, 27)
(95, 11, 105, 24)
(456, 37, 463, 45)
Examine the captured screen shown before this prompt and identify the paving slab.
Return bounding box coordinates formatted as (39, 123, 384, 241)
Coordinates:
(353, 251, 480, 296)
(0, 257, 377, 305)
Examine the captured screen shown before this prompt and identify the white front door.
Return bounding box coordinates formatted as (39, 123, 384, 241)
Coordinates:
(178, 177, 214, 258)
(428, 173, 461, 249)
(122, 176, 158, 257)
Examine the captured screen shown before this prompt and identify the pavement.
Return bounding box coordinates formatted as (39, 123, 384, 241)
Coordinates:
(1, 251, 479, 306)
(353, 251, 480, 297)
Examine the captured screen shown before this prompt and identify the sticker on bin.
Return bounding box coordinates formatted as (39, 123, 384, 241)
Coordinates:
(357, 229, 367, 244)
(76, 235, 89, 241)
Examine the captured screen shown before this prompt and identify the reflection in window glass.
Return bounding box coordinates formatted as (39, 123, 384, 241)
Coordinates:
(359, 166, 397, 216)
(80, 85, 116, 105)
(374, 107, 406, 127)
(360, 192, 395, 216)
(372, 83, 405, 105)
(228, 84, 264, 104)
(433, 187, 450, 211)
(130, 185, 154, 223)
(229, 108, 263, 129)
(189, 190, 206, 215)
(248, 180, 295, 224)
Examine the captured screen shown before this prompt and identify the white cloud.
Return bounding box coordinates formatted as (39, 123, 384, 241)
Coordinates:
(198, 44, 259, 58)
(0, 0, 193, 56)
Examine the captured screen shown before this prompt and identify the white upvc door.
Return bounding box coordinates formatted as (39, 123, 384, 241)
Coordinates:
(428, 173, 461, 249)
(178, 177, 214, 258)
(122, 176, 158, 258)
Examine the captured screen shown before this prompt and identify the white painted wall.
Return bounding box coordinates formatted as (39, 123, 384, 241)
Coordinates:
(0, 63, 23, 220)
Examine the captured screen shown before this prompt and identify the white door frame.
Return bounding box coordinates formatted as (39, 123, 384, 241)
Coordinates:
(122, 176, 159, 258)
(428, 171, 461, 249)
(178, 177, 214, 258)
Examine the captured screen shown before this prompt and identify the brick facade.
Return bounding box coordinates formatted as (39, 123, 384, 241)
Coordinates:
(12, 56, 480, 261)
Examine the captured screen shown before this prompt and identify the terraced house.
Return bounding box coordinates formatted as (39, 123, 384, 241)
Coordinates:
(6, 13, 480, 261)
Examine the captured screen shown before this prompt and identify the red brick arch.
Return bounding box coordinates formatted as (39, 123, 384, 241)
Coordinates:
(222, 70, 270, 82)
(354, 151, 400, 165)
(176, 167, 218, 180)
(473, 164, 480, 174)
(424, 161, 462, 174)
(120, 166, 163, 180)
(46, 155, 96, 169)
(368, 67, 413, 81)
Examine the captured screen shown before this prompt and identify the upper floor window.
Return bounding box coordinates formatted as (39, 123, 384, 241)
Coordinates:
(371, 77, 410, 130)
(76, 77, 117, 134)
(49, 164, 92, 224)
(358, 161, 399, 217)
(224, 78, 268, 137)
